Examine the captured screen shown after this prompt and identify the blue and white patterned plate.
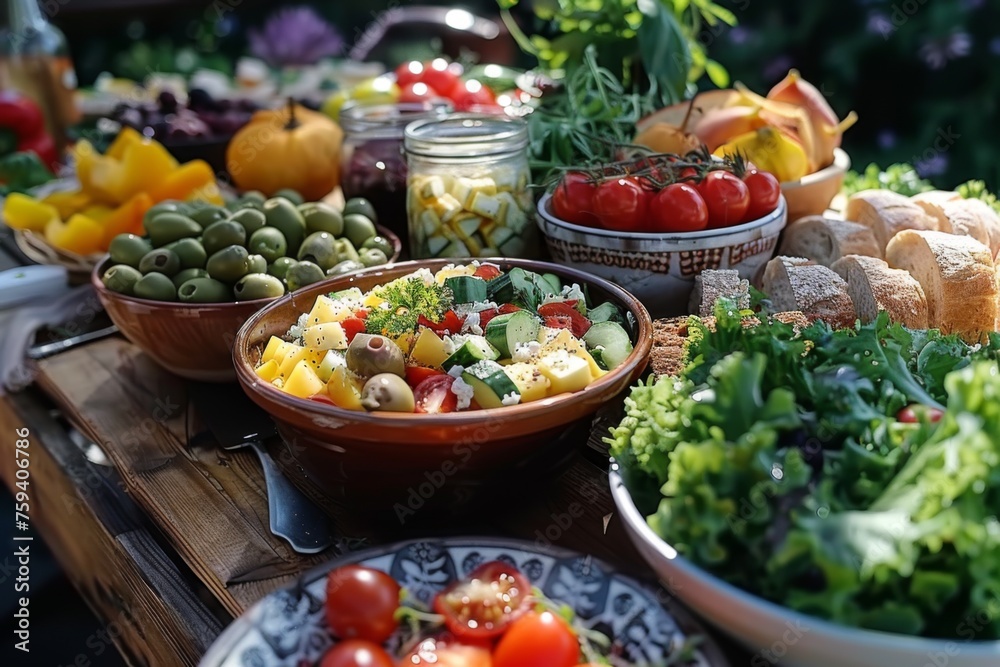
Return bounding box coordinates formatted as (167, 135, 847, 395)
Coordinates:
(199, 537, 730, 667)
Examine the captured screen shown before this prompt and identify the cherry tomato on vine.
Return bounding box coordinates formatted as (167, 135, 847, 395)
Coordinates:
(394, 61, 424, 87)
(451, 79, 497, 111)
(491, 611, 580, 667)
(432, 561, 532, 640)
(649, 182, 709, 233)
(742, 168, 781, 221)
(551, 171, 598, 227)
(318, 640, 394, 667)
(399, 82, 440, 104)
(325, 565, 400, 643)
(422, 59, 461, 97)
(592, 176, 650, 232)
(698, 171, 750, 228)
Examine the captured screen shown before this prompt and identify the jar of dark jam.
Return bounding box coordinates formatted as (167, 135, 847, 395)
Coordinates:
(338, 101, 452, 253)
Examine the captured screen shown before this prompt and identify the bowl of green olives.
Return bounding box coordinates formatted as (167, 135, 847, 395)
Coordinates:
(92, 193, 401, 382)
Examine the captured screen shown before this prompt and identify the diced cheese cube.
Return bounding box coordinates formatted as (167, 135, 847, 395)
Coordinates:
(451, 177, 478, 207)
(496, 192, 528, 232)
(455, 215, 482, 238)
(283, 360, 326, 398)
(504, 362, 551, 403)
(326, 365, 364, 410)
(541, 330, 606, 380)
(278, 344, 307, 377)
(538, 351, 592, 395)
(303, 322, 349, 351)
(492, 167, 520, 192)
(307, 295, 352, 325)
(472, 177, 497, 196)
(432, 193, 464, 222)
(261, 336, 285, 364)
(409, 327, 450, 368)
(419, 175, 447, 199)
(469, 191, 503, 220)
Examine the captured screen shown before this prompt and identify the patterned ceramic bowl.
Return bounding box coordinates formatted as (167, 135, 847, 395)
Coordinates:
(537, 193, 788, 318)
(198, 536, 730, 667)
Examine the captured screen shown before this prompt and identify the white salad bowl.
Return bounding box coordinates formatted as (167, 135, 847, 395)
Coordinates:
(537, 193, 787, 318)
(610, 466, 1000, 667)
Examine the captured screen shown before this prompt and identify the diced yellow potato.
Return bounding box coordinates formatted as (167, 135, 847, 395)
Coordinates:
(303, 322, 348, 351)
(541, 329, 606, 380)
(504, 363, 551, 403)
(306, 295, 352, 325)
(254, 359, 279, 383)
(538, 351, 591, 395)
(326, 366, 364, 410)
(283, 360, 326, 398)
(261, 336, 285, 364)
(408, 327, 450, 368)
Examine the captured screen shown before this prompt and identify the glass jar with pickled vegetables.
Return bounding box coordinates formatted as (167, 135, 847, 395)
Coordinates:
(403, 114, 537, 259)
(339, 101, 451, 250)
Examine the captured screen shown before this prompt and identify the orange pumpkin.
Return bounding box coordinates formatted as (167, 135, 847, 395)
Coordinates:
(226, 99, 343, 202)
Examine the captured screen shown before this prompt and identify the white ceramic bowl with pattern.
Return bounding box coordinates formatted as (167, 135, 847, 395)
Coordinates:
(537, 193, 787, 317)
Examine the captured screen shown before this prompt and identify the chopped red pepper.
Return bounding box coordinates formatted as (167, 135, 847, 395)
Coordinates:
(418, 310, 464, 335)
(537, 302, 591, 338)
(477, 307, 500, 329)
(473, 264, 502, 280)
(340, 317, 366, 342)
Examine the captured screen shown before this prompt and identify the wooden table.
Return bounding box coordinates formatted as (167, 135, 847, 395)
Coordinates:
(0, 334, 750, 667)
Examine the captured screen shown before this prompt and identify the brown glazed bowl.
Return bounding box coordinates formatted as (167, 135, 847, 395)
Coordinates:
(91, 226, 402, 382)
(233, 258, 652, 515)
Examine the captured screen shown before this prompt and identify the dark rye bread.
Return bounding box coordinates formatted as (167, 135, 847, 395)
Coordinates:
(650, 311, 810, 377)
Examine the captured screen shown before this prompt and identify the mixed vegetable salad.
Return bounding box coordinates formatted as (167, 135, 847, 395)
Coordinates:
(610, 300, 1000, 639)
(255, 263, 634, 412)
(315, 560, 692, 667)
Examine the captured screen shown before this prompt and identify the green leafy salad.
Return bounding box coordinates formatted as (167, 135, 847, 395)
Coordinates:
(608, 300, 1000, 639)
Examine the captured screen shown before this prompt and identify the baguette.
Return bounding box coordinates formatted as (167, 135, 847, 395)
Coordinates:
(885, 230, 997, 342)
(779, 215, 882, 264)
(688, 269, 750, 316)
(831, 254, 928, 329)
(941, 198, 1000, 256)
(911, 190, 962, 230)
(761, 257, 855, 328)
(845, 189, 938, 251)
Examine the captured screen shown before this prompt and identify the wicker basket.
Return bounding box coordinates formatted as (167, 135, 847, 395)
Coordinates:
(13, 228, 103, 285)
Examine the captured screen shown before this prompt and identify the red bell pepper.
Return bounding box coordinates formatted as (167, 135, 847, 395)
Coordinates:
(0, 91, 58, 170)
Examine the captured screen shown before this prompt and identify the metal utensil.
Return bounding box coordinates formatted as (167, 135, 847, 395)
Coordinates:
(28, 324, 119, 359)
(187, 381, 334, 554)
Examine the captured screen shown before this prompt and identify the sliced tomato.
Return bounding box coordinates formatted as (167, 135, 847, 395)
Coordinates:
(414, 375, 458, 413)
(432, 561, 532, 640)
(473, 263, 502, 280)
(399, 634, 492, 667)
(497, 303, 521, 314)
(340, 317, 367, 343)
(543, 314, 572, 331)
(418, 310, 464, 335)
(477, 307, 500, 329)
(537, 302, 590, 338)
(405, 365, 446, 388)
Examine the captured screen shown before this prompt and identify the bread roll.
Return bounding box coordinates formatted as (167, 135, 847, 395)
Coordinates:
(779, 216, 882, 265)
(940, 198, 1000, 256)
(689, 269, 750, 316)
(911, 190, 962, 230)
(831, 254, 928, 329)
(761, 257, 855, 328)
(845, 189, 938, 250)
(885, 230, 997, 341)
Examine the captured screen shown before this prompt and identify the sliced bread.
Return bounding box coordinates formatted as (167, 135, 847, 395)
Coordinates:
(779, 215, 883, 264)
(830, 254, 928, 329)
(761, 256, 855, 328)
(911, 190, 963, 230)
(688, 269, 750, 316)
(885, 230, 997, 341)
(845, 189, 938, 251)
(940, 198, 1000, 256)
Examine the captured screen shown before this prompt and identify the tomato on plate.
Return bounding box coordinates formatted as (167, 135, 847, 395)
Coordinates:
(551, 171, 599, 227)
(319, 639, 394, 667)
(418, 310, 464, 335)
(325, 565, 400, 643)
(310, 393, 336, 405)
(432, 561, 532, 640)
(497, 303, 521, 315)
(399, 82, 440, 104)
(399, 634, 492, 667)
(340, 317, 367, 343)
(897, 404, 944, 423)
(394, 61, 424, 87)
(491, 611, 580, 667)
(537, 302, 590, 338)
(414, 375, 458, 413)
(451, 79, 497, 111)
(421, 59, 461, 97)
(473, 263, 502, 280)
(742, 168, 781, 221)
(592, 176, 650, 232)
(649, 182, 709, 233)
(405, 366, 446, 388)
(698, 171, 750, 228)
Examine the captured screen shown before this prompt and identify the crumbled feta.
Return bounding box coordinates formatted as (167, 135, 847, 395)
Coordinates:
(450, 375, 474, 410)
(410, 268, 436, 285)
(512, 340, 541, 363)
(501, 392, 521, 406)
(537, 326, 562, 344)
(443, 336, 458, 355)
(541, 282, 586, 306)
(447, 364, 465, 378)
(378, 301, 391, 310)
(461, 311, 483, 335)
(297, 313, 310, 328)
(453, 300, 498, 317)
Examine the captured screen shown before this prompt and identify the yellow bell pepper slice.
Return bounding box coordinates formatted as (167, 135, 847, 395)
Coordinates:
(45, 213, 104, 256)
(102, 192, 153, 244)
(40, 190, 92, 220)
(105, 127, 144, 160)
(90, 139, 178, 205)
(3, 193, 59, 232)
(149, 159, 219, 204)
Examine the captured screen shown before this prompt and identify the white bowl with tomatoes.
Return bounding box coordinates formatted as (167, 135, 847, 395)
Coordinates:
(537, 155, 787, 317)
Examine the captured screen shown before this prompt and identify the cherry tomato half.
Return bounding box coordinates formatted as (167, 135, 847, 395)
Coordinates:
(742, 168, 781, 221)
(897, 405, 944, 424)
(491, 611, 580, 667)
(551, 171, 599, 227)
(414, 375, 458, 413)
(432, 561, 532, 640)
(592, 177, 649, 232)
(394, 61, 424, 87)
(698, 171, 750, 228)
(649, 182, 709, 233)
(325, 565, 400, 643)
(319, 639, 394, 667)
(399, 634, 493, 667)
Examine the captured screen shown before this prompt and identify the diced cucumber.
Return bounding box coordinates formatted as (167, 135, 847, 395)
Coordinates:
(439, 240, 469, 257)
(427, 235, 450, 256)
(486, 271, 513, 303)
(316, 350, 346, 383)
(582, 322, 633, 371)
(485, 310, 540, 357)
(491, 226, 516, 248)
(462, 360, 520, 408)
(456, 216, 482, 238)
(587, 301, 624, 325)
(541, 273, 562, 294)
(498, 235, 526, 257)
(443, 335, 499, 370)
(446, 275, 488, 304)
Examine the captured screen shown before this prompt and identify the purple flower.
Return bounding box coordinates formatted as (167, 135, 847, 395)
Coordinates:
(915, 154, 948, 177)
(877, 130, 896, 150)
(248, 6, 345, 68)
(918, 32, 972, 70)
(728, 27, 752, 45)
(866, 12, 893, 38)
